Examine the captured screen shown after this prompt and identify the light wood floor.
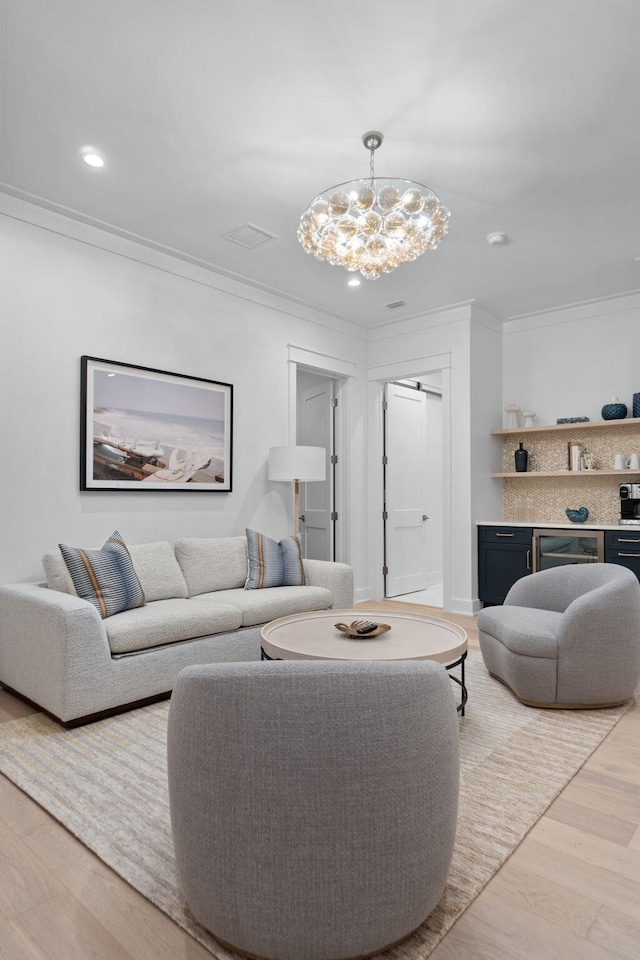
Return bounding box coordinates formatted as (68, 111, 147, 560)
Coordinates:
(0, 600, 638, 959)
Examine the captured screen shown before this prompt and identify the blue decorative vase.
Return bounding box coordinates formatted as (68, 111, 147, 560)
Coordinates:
(633, 392, 640, 418)
(566, 507, 589, 524)
(601, 397, 627, 421)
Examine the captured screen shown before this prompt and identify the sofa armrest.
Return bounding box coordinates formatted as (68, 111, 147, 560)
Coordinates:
(0, 583, 114, 721)
(302, 560, 354, 609)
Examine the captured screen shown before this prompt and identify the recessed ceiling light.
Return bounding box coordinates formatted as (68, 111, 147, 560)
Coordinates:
(83, 153, 104, 168)
(347, 278, 361, 287)
(80, 146, 105, 168)
(486, 232, 508, 245)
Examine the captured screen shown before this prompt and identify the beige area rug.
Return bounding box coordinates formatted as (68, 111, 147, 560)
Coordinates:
(0, 649, 632, 960)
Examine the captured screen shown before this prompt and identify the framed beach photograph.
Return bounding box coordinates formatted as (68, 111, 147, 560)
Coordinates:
(80, 356, 233, 491)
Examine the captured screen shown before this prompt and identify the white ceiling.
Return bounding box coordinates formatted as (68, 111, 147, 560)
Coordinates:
(2, 0, 640, 328)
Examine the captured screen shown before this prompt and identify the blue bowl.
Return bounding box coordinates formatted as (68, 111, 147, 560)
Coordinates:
(566, 507, 589, 523)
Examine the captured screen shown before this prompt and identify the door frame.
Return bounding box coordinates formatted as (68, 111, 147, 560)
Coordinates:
(287, 345, 355, 564)
(368, 352, 453, 610)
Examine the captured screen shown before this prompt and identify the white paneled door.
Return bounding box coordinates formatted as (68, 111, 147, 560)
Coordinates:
(298, 379, 334, 561)
(384, 383, 429, 597)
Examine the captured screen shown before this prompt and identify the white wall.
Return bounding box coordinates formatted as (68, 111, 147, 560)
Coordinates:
(469, 305, 504, 551)
(0, 198, 369, 585)
(7, 194, 632, 607)
(503, 294, 640, 424)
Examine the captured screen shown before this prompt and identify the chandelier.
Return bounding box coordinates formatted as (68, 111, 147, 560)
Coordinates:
(297, 131, 450, 280)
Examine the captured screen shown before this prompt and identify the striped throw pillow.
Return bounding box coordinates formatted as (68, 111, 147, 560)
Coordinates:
(245, 529, 306, 590)
(59, 530, 146, 619)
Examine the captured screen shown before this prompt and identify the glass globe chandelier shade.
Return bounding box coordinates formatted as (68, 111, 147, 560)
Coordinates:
(296, 132, 450, 280)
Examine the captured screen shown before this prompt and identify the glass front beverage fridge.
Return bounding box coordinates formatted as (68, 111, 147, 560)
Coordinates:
(533, 529, 604, 572)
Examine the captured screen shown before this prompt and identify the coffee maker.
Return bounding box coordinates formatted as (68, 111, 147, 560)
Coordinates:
(619, 484, 640, 524)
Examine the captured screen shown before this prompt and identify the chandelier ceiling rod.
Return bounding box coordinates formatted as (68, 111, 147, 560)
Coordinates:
(363, 130, 383, 182)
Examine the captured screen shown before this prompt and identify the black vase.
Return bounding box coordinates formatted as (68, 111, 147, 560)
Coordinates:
(633, 392, 640, 418)
(515, 442, 528, 473)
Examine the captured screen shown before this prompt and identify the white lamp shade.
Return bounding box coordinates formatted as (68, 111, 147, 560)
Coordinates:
(268, 446, 326, 482)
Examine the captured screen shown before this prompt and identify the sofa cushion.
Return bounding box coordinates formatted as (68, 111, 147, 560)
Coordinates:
(105, 598, 243, 654)
(42, 550, 75, 594)
(175, 537, 247, 596)
(59, 530, 146, 620)
(128, 542, 189, 601)
(43, 540, 189, 602)
(245, 529, 305, 589)
(191, 585, 333, 627)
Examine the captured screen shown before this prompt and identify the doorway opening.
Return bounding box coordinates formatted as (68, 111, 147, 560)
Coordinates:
(383, 376, 444, 607)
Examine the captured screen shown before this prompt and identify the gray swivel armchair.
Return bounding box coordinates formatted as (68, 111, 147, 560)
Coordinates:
(478, 563, 640, 708)
(167, 658, 460, 960)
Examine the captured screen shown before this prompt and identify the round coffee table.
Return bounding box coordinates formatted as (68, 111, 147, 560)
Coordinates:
(261, 608, 468, 714)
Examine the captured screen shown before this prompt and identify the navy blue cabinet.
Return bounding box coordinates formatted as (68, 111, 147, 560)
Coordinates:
(478, 525, 533, 605)
(605, 530, 640, 583)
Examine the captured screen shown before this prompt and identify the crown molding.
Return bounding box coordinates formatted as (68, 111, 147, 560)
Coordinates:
(0, 187, 368, 342)
(504, 289, 640, 335)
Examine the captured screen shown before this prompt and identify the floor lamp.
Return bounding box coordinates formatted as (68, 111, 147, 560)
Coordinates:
(268, 446, 326, 534)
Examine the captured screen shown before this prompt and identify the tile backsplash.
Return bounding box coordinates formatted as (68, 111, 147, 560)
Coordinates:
(501, 424, 640, 525)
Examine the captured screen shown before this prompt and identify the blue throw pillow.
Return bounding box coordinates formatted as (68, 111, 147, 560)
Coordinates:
(59, 530, 146, 619)
(245, 529, 306, 590)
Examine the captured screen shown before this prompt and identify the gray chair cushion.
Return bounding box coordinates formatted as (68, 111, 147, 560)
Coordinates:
(477, 605, 561, 658)
(167, 659, 460, 960)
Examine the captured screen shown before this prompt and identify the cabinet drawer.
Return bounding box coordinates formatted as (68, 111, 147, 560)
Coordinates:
(479, 526, 532, 544)
(606, 531, 640, 551)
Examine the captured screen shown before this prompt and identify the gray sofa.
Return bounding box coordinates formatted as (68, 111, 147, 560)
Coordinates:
(0, 536, 353, 725)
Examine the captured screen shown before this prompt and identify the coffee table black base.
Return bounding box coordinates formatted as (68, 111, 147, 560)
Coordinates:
(446, 650, 467, 716)
(261, 647, 468, 716)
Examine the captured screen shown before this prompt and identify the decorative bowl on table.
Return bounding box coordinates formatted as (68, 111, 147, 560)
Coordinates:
(335, 620, 391, 638)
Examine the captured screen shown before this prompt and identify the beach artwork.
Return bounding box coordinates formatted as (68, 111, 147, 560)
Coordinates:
(81, 357, 233, 491)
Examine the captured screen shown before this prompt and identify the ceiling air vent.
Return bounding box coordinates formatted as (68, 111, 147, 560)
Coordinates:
(385, 300, 407, 310)
(221, 223, 277, 250)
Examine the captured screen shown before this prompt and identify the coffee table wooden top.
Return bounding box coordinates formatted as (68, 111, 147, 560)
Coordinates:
(261, 608, 467, 663)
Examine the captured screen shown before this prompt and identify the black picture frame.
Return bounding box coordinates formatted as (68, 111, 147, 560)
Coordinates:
(80, 356, 233, 491)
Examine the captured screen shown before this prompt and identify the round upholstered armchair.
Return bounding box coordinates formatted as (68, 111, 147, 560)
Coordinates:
(478, 563, 640, 708)
(167, 658, 460, 960)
